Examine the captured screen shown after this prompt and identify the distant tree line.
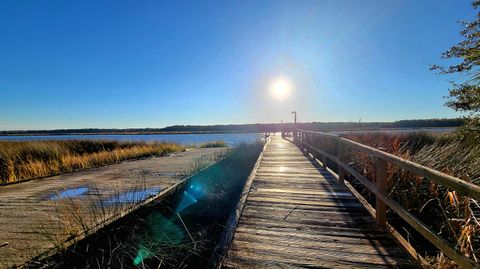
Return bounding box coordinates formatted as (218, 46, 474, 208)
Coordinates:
(0, 118, 464, 135)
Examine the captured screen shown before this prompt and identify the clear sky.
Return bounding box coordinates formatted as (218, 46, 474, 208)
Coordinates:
(0, 0, 474, 130)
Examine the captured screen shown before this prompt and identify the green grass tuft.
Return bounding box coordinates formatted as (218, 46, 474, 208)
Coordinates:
(198, 141, 228, 148)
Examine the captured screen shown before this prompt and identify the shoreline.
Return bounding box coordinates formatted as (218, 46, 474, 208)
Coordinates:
(0, 126, 458, 137)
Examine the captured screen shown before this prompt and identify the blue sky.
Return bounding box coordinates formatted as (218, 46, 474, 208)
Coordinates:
(0, 0, 474, 130)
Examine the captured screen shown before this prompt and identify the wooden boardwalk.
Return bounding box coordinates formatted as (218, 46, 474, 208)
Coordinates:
(0, 147, 225, 268)
(222, 136, 416, 268)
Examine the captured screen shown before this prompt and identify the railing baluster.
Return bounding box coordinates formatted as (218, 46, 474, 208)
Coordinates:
(375, 158, 388, 228)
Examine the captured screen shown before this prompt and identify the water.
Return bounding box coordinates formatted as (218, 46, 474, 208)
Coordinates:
(0, 133, 262, 147)
(49, 187, 89, 200)
(0, 129, 453, 145)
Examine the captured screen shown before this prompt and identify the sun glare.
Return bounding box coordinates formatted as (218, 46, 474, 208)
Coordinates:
(269, 77, 292, 100)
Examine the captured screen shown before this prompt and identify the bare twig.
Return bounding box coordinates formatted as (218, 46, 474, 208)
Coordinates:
(176, 212, 196, 249)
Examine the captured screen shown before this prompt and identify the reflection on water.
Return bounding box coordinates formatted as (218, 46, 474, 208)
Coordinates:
(50, 187, 89, 200)
(105, 188, 162, 204)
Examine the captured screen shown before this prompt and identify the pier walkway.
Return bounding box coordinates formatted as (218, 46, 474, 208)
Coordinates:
(222, 136, 416, 268)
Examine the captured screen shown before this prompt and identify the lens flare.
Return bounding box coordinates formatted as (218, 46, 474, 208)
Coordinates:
(175, 182, 204, 213)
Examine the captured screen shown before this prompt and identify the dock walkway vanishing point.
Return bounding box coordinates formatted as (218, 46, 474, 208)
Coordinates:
(222, 136, 417, 268)
(0, 147, 226, 268)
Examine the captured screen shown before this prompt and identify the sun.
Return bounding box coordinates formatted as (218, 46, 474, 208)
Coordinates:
(269, 76, 292, 100)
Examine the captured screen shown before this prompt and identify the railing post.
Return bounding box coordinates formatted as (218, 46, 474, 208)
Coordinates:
(322, 138, 330, 168)
(336, 140, 345, 184)
(375, 158, 387, 228)
(321, 155, 327, 168)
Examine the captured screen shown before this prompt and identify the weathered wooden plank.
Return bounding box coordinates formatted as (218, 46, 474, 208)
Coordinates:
(233, 227, 397, 246)
(228, 242, 416, 268)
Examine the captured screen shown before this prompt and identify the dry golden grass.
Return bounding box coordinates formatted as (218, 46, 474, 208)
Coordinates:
(0, 140, 184, 184)
(340, 132, 480, 267)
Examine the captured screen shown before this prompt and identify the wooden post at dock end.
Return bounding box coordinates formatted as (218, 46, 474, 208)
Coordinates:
(375, 158, 388, 228)
(321, 155, 327, 168)
(336, 141, 346, 184)
(321, 138, 329, 168)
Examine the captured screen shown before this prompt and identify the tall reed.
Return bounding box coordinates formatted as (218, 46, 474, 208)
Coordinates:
(342, 132, 480, 267)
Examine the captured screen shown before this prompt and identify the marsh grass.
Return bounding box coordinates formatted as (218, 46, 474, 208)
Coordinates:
(0, 140, 184, 184)
(337, 132, 480, 267)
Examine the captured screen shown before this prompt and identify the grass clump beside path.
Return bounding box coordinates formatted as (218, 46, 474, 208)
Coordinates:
(198, 141, 227, 148)
(0, 140, 184, 185)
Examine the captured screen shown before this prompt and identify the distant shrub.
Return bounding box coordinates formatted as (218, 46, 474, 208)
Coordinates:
(198, 141, 227, 148)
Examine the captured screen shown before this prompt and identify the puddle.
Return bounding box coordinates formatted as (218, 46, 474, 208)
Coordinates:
(105, 188, 162, 204)
(49, 187, 89, 200)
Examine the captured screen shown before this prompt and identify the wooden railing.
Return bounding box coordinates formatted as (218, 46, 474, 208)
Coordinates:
(287, 129, 480, 269)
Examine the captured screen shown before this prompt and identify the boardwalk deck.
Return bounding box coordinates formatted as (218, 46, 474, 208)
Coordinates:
(0, 147, 225, 268)
(223, 136, 417, 268)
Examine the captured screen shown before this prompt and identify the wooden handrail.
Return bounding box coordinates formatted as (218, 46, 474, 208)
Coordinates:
(297, 129, 480, 201)
(291, 129, 480, 269)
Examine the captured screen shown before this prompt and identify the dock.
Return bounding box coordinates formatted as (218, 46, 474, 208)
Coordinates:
(3, 133, 479, 268)
(0, 147, 226, 268)
(222, 136, 416, 268)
